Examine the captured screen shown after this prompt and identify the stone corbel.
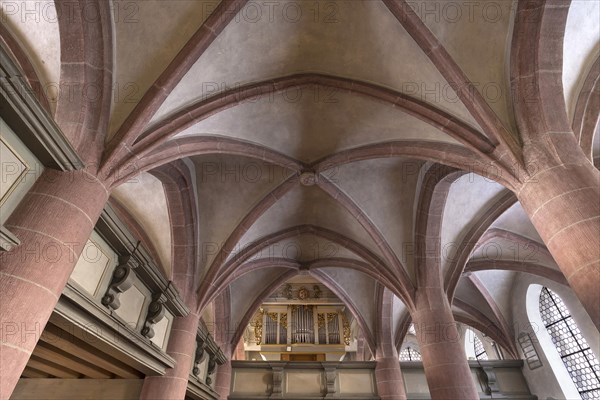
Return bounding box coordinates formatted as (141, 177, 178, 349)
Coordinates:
(270, 366, 284, 399)
(101, 255, 137, 310)
(194, 326, 227, 386)
(192, 338, 206, 377)
(324, 367, 337, 398)
(141, 291, 167, 339)
(95, 207, 189, 318)
(479, 366, 500, 395)
(205, 356, 217, 385)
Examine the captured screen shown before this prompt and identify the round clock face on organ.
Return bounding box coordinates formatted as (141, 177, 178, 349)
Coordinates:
(297, 287, 309, 300)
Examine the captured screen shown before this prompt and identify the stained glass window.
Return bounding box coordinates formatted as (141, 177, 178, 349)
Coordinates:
(539, 287, 600, 399)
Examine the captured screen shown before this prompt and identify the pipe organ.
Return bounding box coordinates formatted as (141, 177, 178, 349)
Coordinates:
(318, 312, 340, 345)
(257, 306, 348, 346)
(292, 305, 314, 344)
(243, 281, 354, 361)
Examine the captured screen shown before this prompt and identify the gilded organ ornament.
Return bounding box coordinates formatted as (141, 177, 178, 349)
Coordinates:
(297, 286, 310, 300)
(253, 308, 265, 345)
(313, 285, 322, 299)
(342, 313, 351, 346)
(280, 313, 288, 329)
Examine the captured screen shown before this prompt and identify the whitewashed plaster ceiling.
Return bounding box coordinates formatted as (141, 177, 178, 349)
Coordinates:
(3, 0, 597, 352)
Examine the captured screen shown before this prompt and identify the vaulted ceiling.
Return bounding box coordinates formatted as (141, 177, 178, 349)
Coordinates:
(2, 0, 598, 357)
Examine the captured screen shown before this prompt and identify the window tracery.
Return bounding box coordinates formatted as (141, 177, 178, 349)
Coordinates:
(539, 287, 600, 399)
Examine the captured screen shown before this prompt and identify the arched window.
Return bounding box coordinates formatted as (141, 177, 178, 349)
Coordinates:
(465, 328, 489, 360)
(539, 287, 600, 399)
(399, 346, 421, 361)
(400, 324, 421, 361)
(474, 334, 489, 361)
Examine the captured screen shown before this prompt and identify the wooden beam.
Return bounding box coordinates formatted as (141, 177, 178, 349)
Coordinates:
(21, 368, 50, 379)
(26, 357, 80, 379)
(32, 342, 112, 379)
(41, 324, 142, 378)
(11, 379, 144, 400)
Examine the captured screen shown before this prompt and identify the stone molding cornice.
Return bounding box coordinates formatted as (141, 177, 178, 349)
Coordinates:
(0, 41, 83, 170)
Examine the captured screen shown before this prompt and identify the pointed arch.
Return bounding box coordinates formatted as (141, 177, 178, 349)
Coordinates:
(453, 300, 517, 359)
(108, 136, 305, 188)
(103, 73, 500, 181)
(464, 260, 568, 287)
(316, 177, 415, 304)
(195, 175, 300, 309)
(511, 0, 572, 151)
(135, 73, 494, 151)
(311, 269, 377, 353)
(382, 0, 520, 158)
(375, 286, 396, 354)
(226, 268, 378, 356)
(56, 0, 113, 166)
(102, 0, 247, 169)
(151, 160, 199, 304)
(572, 56, 600, 160)
(467, 274, 518, 357)
(413, 164, 463, 288)
(202, 225, 407, 309)
(394, 311, 412, 352)
(444, 193, 517, 300)
(199, 256, 408, 319)
(312, 142, 518, 190)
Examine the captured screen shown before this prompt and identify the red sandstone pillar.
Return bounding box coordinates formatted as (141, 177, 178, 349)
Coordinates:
(234, 337, 245, 360)
(139, 312, 200, 400)
(375, 348, 407, 400)
(0, 169, 108, 399)
(517, 159, 600, 329)
(215, 344, 232, 399)
(375, 289, 407, 399)
(411, 288, 479, 400)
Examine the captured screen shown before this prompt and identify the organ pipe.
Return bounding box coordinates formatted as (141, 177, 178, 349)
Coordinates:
(256, 306, 345, 346)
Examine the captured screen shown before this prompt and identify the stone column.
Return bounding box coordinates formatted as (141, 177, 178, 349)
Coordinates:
(509, 0, 600, 330)
(517, 154, 600, 329)
(375, 349, 406, 400)
(411, 287, 479, 400)
(139, 312, 200, 400)
(0, 169, 108, 399)
(376, 289, 407, 400)
(214, 344, 232, 399)
(234, 337, 245, 360)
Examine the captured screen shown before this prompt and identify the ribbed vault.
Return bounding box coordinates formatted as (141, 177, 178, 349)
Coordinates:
(3, 0, 598, 356)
